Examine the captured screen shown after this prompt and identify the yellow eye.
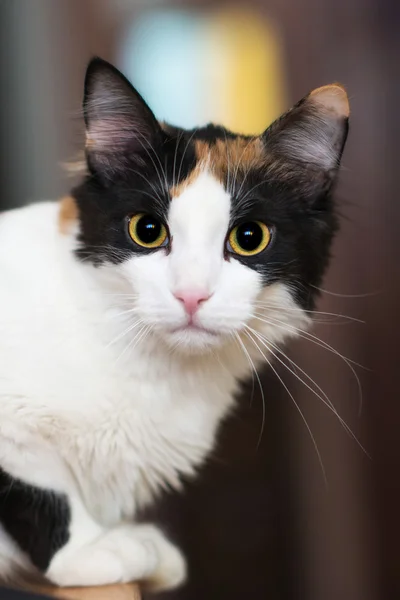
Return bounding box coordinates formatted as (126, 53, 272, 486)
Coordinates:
(227, 221, 271, 256)
(128, 214, 168, 249)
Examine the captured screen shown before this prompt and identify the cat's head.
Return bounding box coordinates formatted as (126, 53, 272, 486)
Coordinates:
(70, 58, 349, 354)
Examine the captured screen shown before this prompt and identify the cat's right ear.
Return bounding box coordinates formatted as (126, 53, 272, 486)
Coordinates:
(262, 84, 349, 186)
(83, 57, 162, 181)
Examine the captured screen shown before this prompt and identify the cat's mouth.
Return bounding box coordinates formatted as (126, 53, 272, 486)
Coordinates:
(171, 323, 219, 337)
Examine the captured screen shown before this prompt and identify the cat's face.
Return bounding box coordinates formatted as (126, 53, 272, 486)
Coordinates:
(72, 58, 349, 354)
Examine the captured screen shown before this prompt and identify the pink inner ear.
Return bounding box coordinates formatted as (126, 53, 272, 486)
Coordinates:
(86, 117, 149, 154)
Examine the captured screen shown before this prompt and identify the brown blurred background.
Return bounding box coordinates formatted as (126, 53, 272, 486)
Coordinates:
(0, 1, 398, 599)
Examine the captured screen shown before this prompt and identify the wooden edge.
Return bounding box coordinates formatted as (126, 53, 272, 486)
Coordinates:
(17, 583, 141, 600)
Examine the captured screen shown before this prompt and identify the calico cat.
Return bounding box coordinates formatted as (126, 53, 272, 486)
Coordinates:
(0, 58, 349, 592)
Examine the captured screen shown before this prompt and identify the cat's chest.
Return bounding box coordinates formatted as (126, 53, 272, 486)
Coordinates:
(60, 365, 236, 525)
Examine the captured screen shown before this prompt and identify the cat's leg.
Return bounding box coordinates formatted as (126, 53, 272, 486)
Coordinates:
(45, 496, 186, 591)
(0, 465, 185, 591)
(0, 425, 186, 591)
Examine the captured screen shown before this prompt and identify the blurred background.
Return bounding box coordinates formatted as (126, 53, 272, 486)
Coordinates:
(0, 1, 398, 599)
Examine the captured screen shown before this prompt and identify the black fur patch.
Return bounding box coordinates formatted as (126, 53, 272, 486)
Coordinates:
(227, 166, 339, 310)
(186, 123, 239, 143)
(73, 127, 197, 265)
(0, 468, 71, 572)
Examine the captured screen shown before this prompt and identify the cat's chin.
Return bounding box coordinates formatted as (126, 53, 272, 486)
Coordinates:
(163, 324, 225, 354)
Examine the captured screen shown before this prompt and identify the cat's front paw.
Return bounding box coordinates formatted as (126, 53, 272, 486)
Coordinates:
(46, 523, 186, 591)
(133, 525, 187, 592)
(46, 526, 158, 587)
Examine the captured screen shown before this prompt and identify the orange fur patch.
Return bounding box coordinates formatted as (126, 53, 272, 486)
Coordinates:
(170, 159, 205, 198)
(170, 137, 265, 198)
(58, 196, 79, 234)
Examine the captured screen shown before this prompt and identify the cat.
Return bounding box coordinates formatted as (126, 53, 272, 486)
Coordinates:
(0, 57, 349, 592)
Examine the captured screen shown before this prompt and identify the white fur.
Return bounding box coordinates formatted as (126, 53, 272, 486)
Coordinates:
(0, 170, 310, 589)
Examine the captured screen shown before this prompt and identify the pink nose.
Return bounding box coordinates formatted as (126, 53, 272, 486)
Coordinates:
(174, 290, 210, 316)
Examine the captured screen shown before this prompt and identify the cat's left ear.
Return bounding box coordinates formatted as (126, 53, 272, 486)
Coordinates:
(83, 57, 162, 181)
(262, 84, 349, 180)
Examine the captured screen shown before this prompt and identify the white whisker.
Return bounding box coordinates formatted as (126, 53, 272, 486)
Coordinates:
(106, 318, 144, 349)
(310, 285, 379, 298)
(234, 153, 262, 205)
(234, 333, 264, 421)
(124, 167, 165, 207)
(252, 302, 365, 324)
(132, 130, 168, 196)
(237, 177, 272, 206)
(231, 136, 257, 199)
(107, 307, 139, 320)
(176, 129, 198, 189)
(223, 131, 232, 196)
(113, 323, 150, 366)
(246, 326, 369, 456)
(251, 312, 365, 415)
(245, 328, 328, 486)
(172, 131, 184, 191)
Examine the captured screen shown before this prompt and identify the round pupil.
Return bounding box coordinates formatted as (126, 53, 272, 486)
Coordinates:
(136, 216, 161, 244)
(236, 223, 263, 252)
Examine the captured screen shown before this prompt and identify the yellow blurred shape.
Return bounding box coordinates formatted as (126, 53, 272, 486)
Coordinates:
(207, 8, 287, 135)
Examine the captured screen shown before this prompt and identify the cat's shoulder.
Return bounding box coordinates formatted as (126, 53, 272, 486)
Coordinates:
(0, 200, 69, 277)
(0, 201, 61, 251)
(0, 200, 59, 228)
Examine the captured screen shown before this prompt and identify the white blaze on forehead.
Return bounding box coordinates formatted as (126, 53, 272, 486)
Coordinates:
(168, 169, 231, 291)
